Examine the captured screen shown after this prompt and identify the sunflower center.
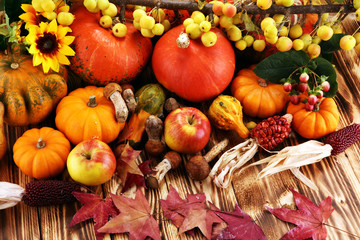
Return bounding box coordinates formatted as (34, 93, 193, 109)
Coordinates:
(36, 32, 58, 54)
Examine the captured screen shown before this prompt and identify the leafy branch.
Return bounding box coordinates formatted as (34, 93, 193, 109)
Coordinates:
(110, 0, 356, 15)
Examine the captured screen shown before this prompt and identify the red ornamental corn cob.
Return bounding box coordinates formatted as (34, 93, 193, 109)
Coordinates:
(0, 180, 84, 209)
(251, 114, 293, 151)
(324, 123, 360, 156)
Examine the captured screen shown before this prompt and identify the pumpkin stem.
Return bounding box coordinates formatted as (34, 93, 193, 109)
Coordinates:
(37, 138, 46, 149)
(88, 95, 98, 107)
(176, 32, 190, 49)
(258, 79, 268, 87)
(313, 101, 321, 112)
(10, 63, 19, 70)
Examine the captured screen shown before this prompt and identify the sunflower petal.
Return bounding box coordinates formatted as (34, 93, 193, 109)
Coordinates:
(48, 19, 58, 34)
(33, 53, 43, 66)
(21, 4, 35, 13)
(60, 36, 75, 45)
(39, 22, 48, 33)
(59, 44, 75, 56)
(28, 44, 39, 54)
(19, 12, 35, 23)
(56, 52, 70, 65)
(57, 26, 72, 39)
(42, 56, 51, 74)
(49, 56, 60, 72)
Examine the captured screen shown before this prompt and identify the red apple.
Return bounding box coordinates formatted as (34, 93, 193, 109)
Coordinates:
(164, 107, 211, 154)
(67, 139, 116, 186)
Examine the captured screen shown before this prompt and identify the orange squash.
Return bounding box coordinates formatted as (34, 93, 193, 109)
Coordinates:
(0, 48, 68, 126)
(55, 86, 125, 145)
(287, 97, 339, 139)
(13, 127, 71, 179)
(231, 66, 289, 118)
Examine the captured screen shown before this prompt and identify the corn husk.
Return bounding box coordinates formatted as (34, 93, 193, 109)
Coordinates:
(0, 182, 25, 210)
(209, 138, 258, 188)
(253, 140, 332, 191)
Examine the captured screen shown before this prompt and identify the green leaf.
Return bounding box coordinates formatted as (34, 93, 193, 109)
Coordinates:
(253, 50, 310, 84)
(241, 13, 259, 32)
(333, 0, 345, 3)
(319, 34, 346, 54)
(311, 58, 337, 98)
(5, 0, 31, 24)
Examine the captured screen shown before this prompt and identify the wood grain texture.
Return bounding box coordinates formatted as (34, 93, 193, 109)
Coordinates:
(2, 18, 360, 240)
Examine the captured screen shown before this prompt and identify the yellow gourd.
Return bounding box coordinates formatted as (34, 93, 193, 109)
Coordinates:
(208, 95, 249, 138)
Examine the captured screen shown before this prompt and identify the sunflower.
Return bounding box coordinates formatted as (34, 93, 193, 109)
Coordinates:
(19, 4, 42, 29)
(26, 19, 75, 73)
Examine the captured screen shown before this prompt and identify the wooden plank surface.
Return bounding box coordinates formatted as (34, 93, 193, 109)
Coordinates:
(1, 18, 360, 240)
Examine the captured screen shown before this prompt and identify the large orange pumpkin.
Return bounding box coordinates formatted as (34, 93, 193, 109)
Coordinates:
(231, 66, 289, 118)
(287, 97, 339, 139)
(55, 86, 125, 144)
(152, 25, 235, 102)
(69, 6, 153, 86)
(13, 127, 71, 179)
(0, 48, 68, 126)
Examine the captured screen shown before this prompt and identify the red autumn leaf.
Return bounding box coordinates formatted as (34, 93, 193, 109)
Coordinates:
(266, 189, 334, 240)
(68, 192, 119, 240)
(160, 185, 205, 228)
(214, 204, 266, 240)
(98, 188, 161, 240)
(116, 144, 143, 192)
(121, 159, 154, 193)
(160, 185, 223, 239)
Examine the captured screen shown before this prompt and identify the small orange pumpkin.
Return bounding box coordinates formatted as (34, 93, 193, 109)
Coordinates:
(13, 127, 70, 179)
(55, 86, 125, 145)
(231, 66, 289, 118)
(287, 97, 339, 139)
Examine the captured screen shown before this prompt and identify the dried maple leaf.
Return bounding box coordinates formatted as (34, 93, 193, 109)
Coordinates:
(121, 159, 154, 193)
(160, 185, 223, 239)
(214, 204, 266, 240)
(266, 189, 334, 240)
(68, 192, 119, 240)
(98, 188, 161, 240)
(116, 143, 145, 192)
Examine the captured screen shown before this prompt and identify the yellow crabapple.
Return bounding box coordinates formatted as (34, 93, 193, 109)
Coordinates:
(260, 17, 276, 32)
(141, 28, 155, 38)
(97, 0, 110, 10)
(243, 35, 254, 47)
(212, 1, 224, 16)
(253, 39, 266, 52)
(307, 43, 321, 59)
(317, 25, 333, 41)
(186, 23, 202, 39)
(201, 31, 218, 47)
(279, 26, 288, 37)
(161, 19, 171, 32)
(226, 25, 242, 41)
(235, 40, 247, 50)
(219, 15, 233, 29)
(112, 23, 127, 37)
(257, 0, 272, 10)
(339, 35, 356, 50)
(276, 36, 293, 52)
(273, 14, 285, 24)
(102, 3, 118, 17)
(222, 3, 237, 18)
(289, 24, 303, 39)
(292, 39, 304, 51)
